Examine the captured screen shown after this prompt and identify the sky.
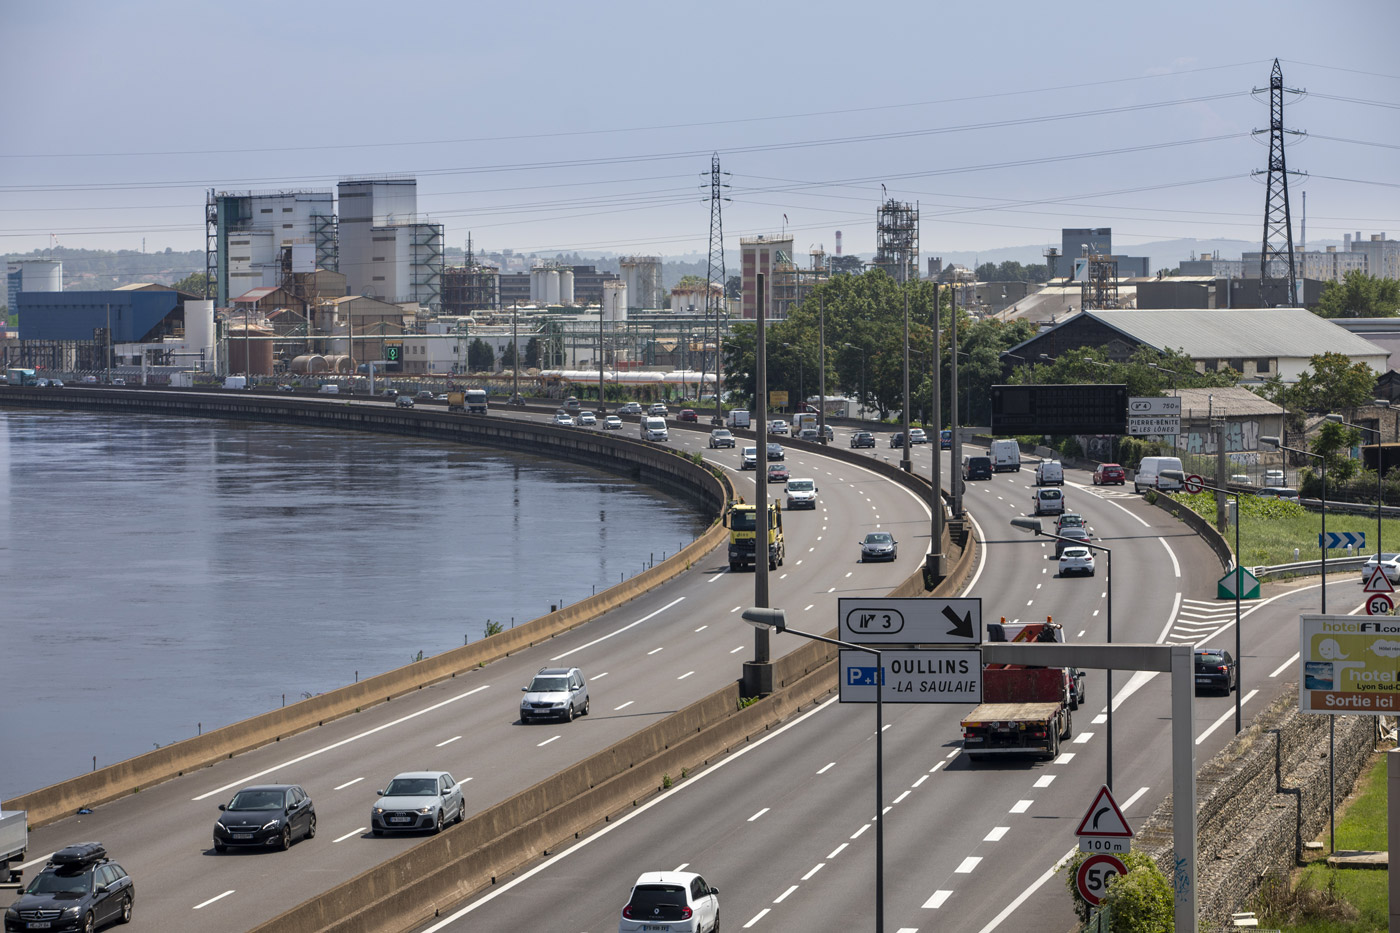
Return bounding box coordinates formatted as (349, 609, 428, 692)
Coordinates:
(3, 1, 1398, 266)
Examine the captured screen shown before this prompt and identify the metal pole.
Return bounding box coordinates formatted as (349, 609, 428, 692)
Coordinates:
(598, 299, 605, 415)
(951, 282, 962, 517)
(754, 273, 770, 664)
(900, 286, 911, 472)
(876, 659, 885, 933)
(928, 284, 945, 578)
(1106, 546, 1113, 792)
(1171, 643, 1199, 932)
(818, 295, 826, 444)
(1235, 491, 1242, 734)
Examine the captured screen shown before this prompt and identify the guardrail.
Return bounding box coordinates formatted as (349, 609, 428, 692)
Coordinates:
(1252, 555, 1368, 580)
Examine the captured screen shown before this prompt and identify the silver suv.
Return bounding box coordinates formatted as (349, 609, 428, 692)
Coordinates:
(520, 666, 590, 723)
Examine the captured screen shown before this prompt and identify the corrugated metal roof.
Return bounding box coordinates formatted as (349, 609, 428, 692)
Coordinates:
(1174, 386, 1283, 419)
(1079, 308, 1389, 360)
(232, 287, 279, 303)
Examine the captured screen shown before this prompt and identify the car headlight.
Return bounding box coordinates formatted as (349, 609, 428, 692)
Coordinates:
(418, 806, 435, 814)
(373, 807, 385, 815)
(261, 819, 282, 830)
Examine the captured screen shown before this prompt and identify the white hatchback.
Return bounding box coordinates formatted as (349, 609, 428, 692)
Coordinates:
(619, 871, 720, 933)
(1058, 546, 1095, 576)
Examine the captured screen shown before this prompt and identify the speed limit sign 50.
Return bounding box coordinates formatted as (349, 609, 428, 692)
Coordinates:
(1076, 853, 1128, 906)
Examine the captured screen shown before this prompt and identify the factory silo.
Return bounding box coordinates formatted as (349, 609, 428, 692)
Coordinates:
(558, 269, 575, 304)
(602, 281, 628, 322)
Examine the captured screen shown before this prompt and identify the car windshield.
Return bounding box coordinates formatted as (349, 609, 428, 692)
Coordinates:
(865, 533, 893, 545)
(227, 789, 284, 811)
(743, 448, 757, 458)
(384, 778, 438, 796)
(1372, 554, 1400, 562)
(26, 870, 92, 896)
(528, 676, 569, 692)
(769, 464, 786, 472)
(714, 430, 730, 438)
(629, 884, 689, 919)
(1059, 515, 1085, 527)
(788, 480, 813, 491)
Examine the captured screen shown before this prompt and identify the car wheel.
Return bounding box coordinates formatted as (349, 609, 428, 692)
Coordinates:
(214, 840, 226, 853)
(82, 911, 96, 933)
(306, 814, 317, 840)
(712, 911, 720, 932)
(372, 828, 383, 836)
(565, 703, 574, 723)
(280, 825, 292, 850)
(434, 811, 445, 834)
(118, 894, 133, 924)
(455, 799, 465, 824)
(582, 697, 590, 716)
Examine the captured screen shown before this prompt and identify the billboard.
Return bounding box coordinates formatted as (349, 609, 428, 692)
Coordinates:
(1299, 614, 1400, 713)
(990, 384, 1128, 436)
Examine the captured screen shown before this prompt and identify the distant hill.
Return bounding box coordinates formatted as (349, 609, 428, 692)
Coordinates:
(3, 247, 203, 291)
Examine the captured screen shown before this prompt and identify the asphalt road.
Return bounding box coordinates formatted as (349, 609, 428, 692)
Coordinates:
(16, 398, 935, 932)
(414, 428, 1349, 933)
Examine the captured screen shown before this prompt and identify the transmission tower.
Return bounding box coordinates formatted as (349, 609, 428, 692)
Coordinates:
(1252, 58, 1306, 307)
(703, 153, 729, 423)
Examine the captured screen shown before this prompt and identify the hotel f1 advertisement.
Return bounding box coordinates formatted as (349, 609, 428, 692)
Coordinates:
(1300, 614, 1400, 713)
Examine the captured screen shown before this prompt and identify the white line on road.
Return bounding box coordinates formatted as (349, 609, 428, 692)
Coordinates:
(333, 827, 365, 843)
(984, 826, 1009, 842)
(436, 735, 462, 747)
(1010, 800, 1032, 813)
(192, 683, 491, 801)
(912, 774, 928, 788)
(894, 790, 911, 804)
(828, 843, 849, 859)
(923, 890, 953, 908)
(1120, 786, 1151, 811)
(730, 646, 744, 654)
(193, 890, 235, 910)
(975, 847, 1077, 933)
(593, 672, 608, 680)
(774, 885, 798, 903)
(955, 856, 982, 873)
(1074, 732, 1095, 744)
(1159, 537, 1182, 577)
(802, 863, 825, 880)
(804, 604, 814, 611)
(1055, 752, 1075, 764)
(614, 701, 634, 711)
(1092, 714, 1107, 724)
(851, 823, 871, 839)
(550, 596, 686, 661)
(678, 670, 694, 680)
(817, 762, 835, 774)
(333, 777, 364, 790)
(1197, 690, 1260, 745)
(647, 647, 664, 655)
(1271, 652, 1300, 678)
(744, 909, 771, 928)
(1034, 775, 1056, 788)
(694, 625, 708, 632)
(537, 735, 560, 747)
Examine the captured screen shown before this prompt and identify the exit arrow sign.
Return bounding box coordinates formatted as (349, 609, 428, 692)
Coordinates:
(838, 597, 983, 646)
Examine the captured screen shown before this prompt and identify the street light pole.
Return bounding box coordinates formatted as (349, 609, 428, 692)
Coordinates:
(1012, 518, 1113, 790)
(843, 343, 866, 422)
(950, 284, 962, 517)
(901, 286, 911, 472)
(818, 294, 827, 444)
(1325, 413, 1381, 559)
(741, 608, 883, 933)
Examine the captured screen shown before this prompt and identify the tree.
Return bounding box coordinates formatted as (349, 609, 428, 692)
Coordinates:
(467, 338, 495, 372)
(828, 255, 865, 276)
(1311, 419, 1362, 483)
(1289, 351, 1377, 413)
(1314, 270, 1400, 318)
(500, 342, 518, 368)
(975, 262, 997, 281)
(172, 271, 213, 296)
(524, 336, 541, 369)
(725, 275, 741, 299)
(1062, 850, 1173, 929)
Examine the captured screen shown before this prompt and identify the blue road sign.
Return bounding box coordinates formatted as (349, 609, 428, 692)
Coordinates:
(846, 666, 881, 687)
(1320, 531, 1365, 550)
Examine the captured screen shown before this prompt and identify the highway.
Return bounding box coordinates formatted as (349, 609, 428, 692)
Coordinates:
(16, 396, 934, 932)
(411, 422, 1349, 933)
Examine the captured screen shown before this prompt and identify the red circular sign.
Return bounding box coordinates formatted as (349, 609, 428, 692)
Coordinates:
(1076, 853, 1128, 907)
(1367, 593, 1394, 616)
(1183, 474, 1203, 494)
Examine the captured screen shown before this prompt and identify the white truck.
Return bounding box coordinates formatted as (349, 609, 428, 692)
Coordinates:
(726, 410, 751, 430)
(790, 411, 816, 432)
(989, 438, 1021, 472)
(465, 388, 488, 414)
(223, 375, 247, 390)
(0, 808, 26, 888)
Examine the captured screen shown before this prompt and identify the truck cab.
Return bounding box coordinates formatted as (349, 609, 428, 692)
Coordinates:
(725, 500, 784, 571)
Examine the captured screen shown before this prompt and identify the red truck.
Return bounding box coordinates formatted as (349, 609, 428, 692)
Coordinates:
(961, 619, 1078, 762)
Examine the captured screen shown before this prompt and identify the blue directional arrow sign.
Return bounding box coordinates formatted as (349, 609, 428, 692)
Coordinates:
(1320, 531, 1366, 550)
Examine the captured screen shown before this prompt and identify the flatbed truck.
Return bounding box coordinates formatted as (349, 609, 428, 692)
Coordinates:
(0, 808, 27, 889)
(960, 667, 1073, 761)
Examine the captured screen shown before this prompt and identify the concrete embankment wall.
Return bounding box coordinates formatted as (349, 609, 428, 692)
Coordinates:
(1, 388, 729, 825)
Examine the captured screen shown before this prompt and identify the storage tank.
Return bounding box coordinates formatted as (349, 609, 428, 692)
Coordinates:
(14, 259, 63, 292)
(183, 299, 215, 363)
(545, 270, 560, 305)
(602, 281, 628, 322)
(558, 270, 575, 304)
(530, 268, 547, 303)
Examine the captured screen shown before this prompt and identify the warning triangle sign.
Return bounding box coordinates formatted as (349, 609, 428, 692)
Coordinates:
(1364, 566, 1395, 594)
(1075, 785, 1134, 838)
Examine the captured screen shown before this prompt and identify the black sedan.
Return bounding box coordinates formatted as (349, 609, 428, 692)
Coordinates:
(766, 442, 784, 461)
(213, 784, 316, 852)
(1194, 649, 1237, 695)
(850, 432, 875, 448)
(4, 844, 134, 932)
(859, 532, 897, 562)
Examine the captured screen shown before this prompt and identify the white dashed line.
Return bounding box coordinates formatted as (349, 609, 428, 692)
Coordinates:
(802, 863, 825, 881)
(1074, 732, 1094, 744)
(537, 735, 560, 747)
(614, 701, 634, 711)
(851, 824, 871, 839)
(333, 827, 365, 843)
(817, 762, 835, 774)
(1271, 653, 1300, 678)
(647, 647, 664, 655)
(955, 856, 982, 873)
(695, 625, 708, 633)
(744, 908, 771, 928)
(678, 671, 694, 680)
(193, 891, 235, 910)
(774, 885, 798, 903)
(1034, 775, 1056, 788)
(333, 777, 363, 791)
(984, 826, 1009, 842)
(1010, 800, 1032, 813)
(923, 890, 953, 908)
(748, 808, 770, 822)
(436, 735, 462, 747)
(828, 843, 849, 859)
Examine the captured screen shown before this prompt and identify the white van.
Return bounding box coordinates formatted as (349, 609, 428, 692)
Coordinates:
(727, 410, 751, 430)
(318, 383, 340, 395)
(1032, 487, 1066, 515)
(641, 416, 669, 442)
(990, 439, 1021, 473)
(1035, 460, 1064, 486)
(1134, 456, 1184, 494)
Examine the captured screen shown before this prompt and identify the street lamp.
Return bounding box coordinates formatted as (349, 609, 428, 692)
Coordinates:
(782, 343, 804, 416)
(1011, 517, 1114, 791)
(843, 343, 866, 421)
(1164, 470, 1245, 735)
(1324, 412, 1382, 559)
(741, 608, 885, 933)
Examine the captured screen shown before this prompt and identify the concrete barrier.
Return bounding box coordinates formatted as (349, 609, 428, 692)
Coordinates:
(1149, 492, 1234, 572)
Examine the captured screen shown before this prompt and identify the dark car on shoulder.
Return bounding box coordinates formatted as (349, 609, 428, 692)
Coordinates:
(1194, 649, 1237, 695)
(213, 784, 316, 852)
(4, 842, 134, 932)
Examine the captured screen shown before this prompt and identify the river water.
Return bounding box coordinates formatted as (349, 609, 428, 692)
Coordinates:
(0, 410, 707, 797)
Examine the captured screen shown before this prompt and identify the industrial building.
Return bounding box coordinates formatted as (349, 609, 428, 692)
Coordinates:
(336, 177, 444, 311)
(619, 256, 664, 311)
(1059, 227, 1150, 279)
(11, 285, 214, 373)
(7, 259, 63, 312)
(739, 235, 830, 320)
(208, 189, 336, 307)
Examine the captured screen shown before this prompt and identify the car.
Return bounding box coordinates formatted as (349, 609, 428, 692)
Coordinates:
(110, 377, 125, 386)
(1264, 468, 1286, 486)
(434, 393, 450, 401)
(564, 396, 582, 413)
(908, 428, 928, 445)
(797, 427, 820, 442)
(1055, 512, 1086, 533)
(1035, 460, 1064, 485)
(619, 871, 720, 933)
(963, 455, 992, 480)
(382, 387, 398, 398)
(508, 393, 527, 406)
(34, 378, 49, 387)
(766, 442, 784, 461)
(80, 375, 99, 384)
(1092, 463, 1126, 485)
(1032, 487, 1065, 516)
(395, 395, 415, 409)
(850, 431, 875, 448)
(740, 447, 758, 470)
(1194, 648, 1237, 695)
(604, 415, 624, 430)
(677, 409, 698, 422)
(618, 401, 644, 416)
(5, 843, 134, 932)
(1256, 486, 1298, 500)
(1361, 553, 1400, 584)
(818, 424, 834, 441)
(416, 390, 435, 400)
(940, 429, 952, 449)
(708, 428, 735, 449)
(1058, 546, 1096, 576)
(277, 383, 295, 392)
(768, 419, 788, 435)
(48, 379, 64, 387)
(213, 784, 316, 852)
(318, 384, 340, 395)
(1053, 526, 1091, 557)
(552, 411, 574, 426)
(371, 771, 466, 835)
(519, 666, 590, 723)
(785, 477, 817, 509)
(578, 411, 597, 426)
(767, 463, 790, 484)
(889, 432, 907, 449)
(649, 403, 668, 417)
(859, 531, 897, 562)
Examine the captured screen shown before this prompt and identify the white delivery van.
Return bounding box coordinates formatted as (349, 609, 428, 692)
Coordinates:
(1134, 456, 1184, 493)
(990, 439, 1021, 472)
(1032, 487, 1066, 516)
(641, 416, 669, 442)
(727, 410, 751, 430)
(1035, 460, 1064, 486)
(318, 383, 340, 395)
(223, 375, 247, 390)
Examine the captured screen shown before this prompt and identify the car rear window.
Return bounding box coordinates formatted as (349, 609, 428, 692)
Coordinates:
(969, 457, 989, 467)
(628, 884, 689, 919)
(1196, 653, 1226, 666)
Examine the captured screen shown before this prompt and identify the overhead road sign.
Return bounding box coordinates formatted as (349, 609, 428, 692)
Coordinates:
(1300, 613, 1400, 713)
(1363, 567, 1394, 594)
(1217, 567, 1260, 600)
(1075, 784, 1134, 854)
(1128, 396, 1181, 437)
(838, 649, 982, 704)
(1366, 593, 1394, 616)
(1076, 853, 1128, 906)
(990, 384, 1128, 437)
(1321, 531, 1365, 550)
(838, 597, 982, 646)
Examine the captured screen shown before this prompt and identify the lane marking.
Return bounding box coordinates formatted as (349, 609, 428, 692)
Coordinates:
(774, 885, 799, 903)
(1010, 800, 1032, 813)
(537, 735, 560, 747)
(985, 826, 1009, 842)
(332, 827, 365, 843)
(614, 701, 634, 711)
(1074, 732, 1095, 744)
(436, 735, 462, 747)
(695, 625, 708, 632)
(678, 671, 695, 680)
(1033, 775, 1055, 788)
(828, 843, 849, 859)
(192, 683, 491, 801)
(550, 596, 687, 661)
(1055, 752, 1075, 764)
(748, 808, 770, 821)
(956, 856, 982, 873)
(894, 791, 911, 804)
(1160, 536, 1182, 577)
(1092, 714, 1107, 724)
(1197, 690, 1260, 745)
(924, 890, 953, 908)
(975, 847, 1078, 933)
(592, 672, 609, 680)
(193, 890, 235, 910)
(851, 823, 871, 839)
(804, 604, 815, 611)
(744, 908, 771, 928)
(912, 774, 928, 788)
(647, 647, 664, 655)
(1271, 653, 1300, 678)
(802, 863, 825, 880)
(1121, 786, 1151, 810)
(730, 646, 745, 654)
(333, 777, 364, 791)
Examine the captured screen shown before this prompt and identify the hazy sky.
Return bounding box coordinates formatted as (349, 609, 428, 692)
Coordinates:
(4, 1, 1396, 263)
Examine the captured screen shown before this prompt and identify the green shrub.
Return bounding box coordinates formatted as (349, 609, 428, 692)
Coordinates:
(1062, 850, 1173, 929)
(484, 619, 504, 638)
